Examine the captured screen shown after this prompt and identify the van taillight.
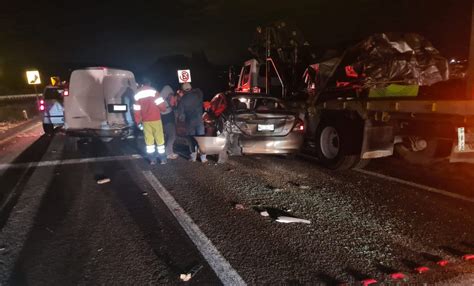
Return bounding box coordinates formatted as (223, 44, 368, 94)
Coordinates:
(293, 119, 305, 133)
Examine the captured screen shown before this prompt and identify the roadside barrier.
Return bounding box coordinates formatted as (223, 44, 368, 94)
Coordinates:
(0, 94, 40, 101)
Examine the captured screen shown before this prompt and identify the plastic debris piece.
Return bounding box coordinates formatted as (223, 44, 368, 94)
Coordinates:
(437, 260, 449, 267)
(97, 248, 103, 252)
(414, 266, 430, 274)
(97, 178, 111, 184)
(180, 264, 203, 282)
(299, 185, 310, 190)
(389, 272, 406, 280)
(275, 216, 311, 224)
(361, 278, 377, 286)
(234, 203, 245, 210)
(0, 246, 6, 252)
(463, 254, 474, 261)
(260, 211, 270, 217)
(142, 192, 148, 196)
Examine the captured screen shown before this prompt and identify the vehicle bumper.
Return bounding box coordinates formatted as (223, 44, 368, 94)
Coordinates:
(240, 132, 304, 154)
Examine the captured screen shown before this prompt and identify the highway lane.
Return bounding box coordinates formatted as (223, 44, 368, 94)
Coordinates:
(0, 130, 473, 284)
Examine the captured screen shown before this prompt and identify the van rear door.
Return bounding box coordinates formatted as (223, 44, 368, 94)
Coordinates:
(65, 69, 106, 130)
(103, 70, 136, 127)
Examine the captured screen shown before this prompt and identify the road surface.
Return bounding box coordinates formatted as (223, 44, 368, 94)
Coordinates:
(1, 123, 473, 285)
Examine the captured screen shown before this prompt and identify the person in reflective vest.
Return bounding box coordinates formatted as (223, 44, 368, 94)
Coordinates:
(133, 78, 167, 165)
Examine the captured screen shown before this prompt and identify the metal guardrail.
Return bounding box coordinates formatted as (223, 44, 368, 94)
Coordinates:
(0, 94, 41, 101)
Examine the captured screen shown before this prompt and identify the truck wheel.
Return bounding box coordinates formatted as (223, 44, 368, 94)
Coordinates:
(315, 121, 360, 170)
(42, 123, 54, 135)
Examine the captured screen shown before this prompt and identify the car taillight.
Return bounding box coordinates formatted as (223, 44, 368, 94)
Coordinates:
(63, 89, 69, 96)
(38, 98, 45, 111)
(39, 104, 45, 111)
(293, 119, 305, 132)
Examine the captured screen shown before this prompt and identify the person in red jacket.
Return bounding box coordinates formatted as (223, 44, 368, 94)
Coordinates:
(133, 78, 167, 165)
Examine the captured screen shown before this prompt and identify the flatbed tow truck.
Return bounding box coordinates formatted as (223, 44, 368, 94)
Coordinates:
(230, 17, 474, 170)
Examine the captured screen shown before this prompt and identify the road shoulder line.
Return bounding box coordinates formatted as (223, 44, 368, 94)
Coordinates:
(0, 154, 142, 171)
(0, 122, 42, 146)
(142, 170, 246, 286)
(354, 168, 474, 203)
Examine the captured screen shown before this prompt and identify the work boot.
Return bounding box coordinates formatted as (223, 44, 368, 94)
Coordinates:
(150, 159, 157, 165)
(200, 154, 208, 163)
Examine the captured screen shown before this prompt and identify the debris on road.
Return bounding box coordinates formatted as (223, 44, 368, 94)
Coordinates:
(275, 216, 311, 224)
(142, 192, 148, 196)
(0, 246, 6, 252)
(97, 248, 103, 252)
(97, 178, 111, 184)
(255, 207, 311, 224)
(233, 203, 245, 210)
(179, 264, 203, 282)
(46, 227, 54, 233)
(260, 210, 269, 217)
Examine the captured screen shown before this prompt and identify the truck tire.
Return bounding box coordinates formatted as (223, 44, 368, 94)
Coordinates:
(315, 120, 361, 170)
(42, 123, 54, 135)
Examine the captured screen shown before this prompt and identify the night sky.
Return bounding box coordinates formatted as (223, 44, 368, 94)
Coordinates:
(0, 0, 471, 93)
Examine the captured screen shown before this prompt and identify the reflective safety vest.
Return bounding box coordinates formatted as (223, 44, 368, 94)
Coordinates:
(133, 86, 167, 123)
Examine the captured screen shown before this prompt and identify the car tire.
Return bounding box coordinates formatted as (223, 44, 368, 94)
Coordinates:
(42, 123, 54, 135)
(315, 120, 361, 170)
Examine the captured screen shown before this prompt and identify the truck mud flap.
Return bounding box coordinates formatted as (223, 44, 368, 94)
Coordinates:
(449, 127, 474, 163)
(360, 120, 394, 159)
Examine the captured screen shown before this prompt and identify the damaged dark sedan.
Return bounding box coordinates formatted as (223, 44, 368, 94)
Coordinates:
(195, 92, 305, 162)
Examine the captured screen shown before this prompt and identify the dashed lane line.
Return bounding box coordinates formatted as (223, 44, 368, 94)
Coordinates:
(354, 168, 474, 203)
(0, 122, 42, 146)
(0, 154, 142, 171)
(142, 171, 247, 286)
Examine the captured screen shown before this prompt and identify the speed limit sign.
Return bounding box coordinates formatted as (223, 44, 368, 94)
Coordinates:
(177, 69, 192, 83)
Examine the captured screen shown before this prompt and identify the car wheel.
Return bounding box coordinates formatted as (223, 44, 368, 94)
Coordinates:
(315, 121, 360, 170)
(42, 123, 54, 135)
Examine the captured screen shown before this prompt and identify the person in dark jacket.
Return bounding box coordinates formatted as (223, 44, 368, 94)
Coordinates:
(160, 85, 178, 159)
(177, 83, 207, 162)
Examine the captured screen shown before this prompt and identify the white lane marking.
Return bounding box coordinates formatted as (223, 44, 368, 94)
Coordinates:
(354, 168, 474, 203)
(298, 153, 474, 203)
(0, 122, 42, 145)
(142, 171, 246, 286)
(0, 154, 142, 171)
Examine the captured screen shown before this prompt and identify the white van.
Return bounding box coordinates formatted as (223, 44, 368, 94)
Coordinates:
(64, 67, 136, 139)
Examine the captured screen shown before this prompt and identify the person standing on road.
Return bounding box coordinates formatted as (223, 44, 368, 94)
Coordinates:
(160, 85, 178, 160)
(133, 78, 167, 165)
(177, 82, 207, 163)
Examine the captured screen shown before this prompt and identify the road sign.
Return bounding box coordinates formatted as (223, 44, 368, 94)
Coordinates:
(177, 69, 192, 83)
(50, 76, 60, 86)
(26, 70, 41, 85)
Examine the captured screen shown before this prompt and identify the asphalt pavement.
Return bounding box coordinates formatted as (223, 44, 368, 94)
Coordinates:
(0, 125, 474, 285)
